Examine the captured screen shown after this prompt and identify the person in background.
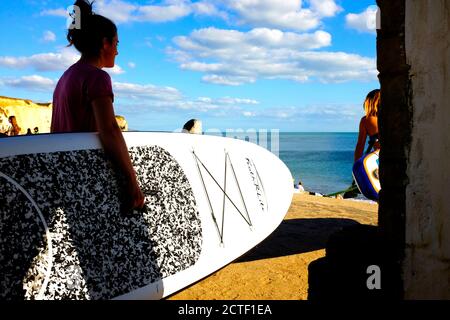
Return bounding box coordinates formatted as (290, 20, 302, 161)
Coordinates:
(344, 89, 381, 199)
(33, 127, 39, 134)
(182, 119, 202, 134)
(0, 110, 9, 135)
(297, 179, 305, 193)
(7, 116, 21, 136)
(354, 89, 381, 162)
(51, 0, 144, 212)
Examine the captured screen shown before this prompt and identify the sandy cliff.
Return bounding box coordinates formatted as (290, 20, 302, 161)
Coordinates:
(0, 96, 128, 134)
(0, 96, 52, 134)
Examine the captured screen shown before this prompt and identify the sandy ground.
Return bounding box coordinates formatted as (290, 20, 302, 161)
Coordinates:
(167, 193, 378, 300)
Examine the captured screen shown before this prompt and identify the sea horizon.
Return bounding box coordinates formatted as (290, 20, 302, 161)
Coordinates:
(126, 130, 360, 197)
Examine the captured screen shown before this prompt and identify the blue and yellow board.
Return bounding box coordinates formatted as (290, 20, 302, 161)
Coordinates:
(352, 151, 380, 201)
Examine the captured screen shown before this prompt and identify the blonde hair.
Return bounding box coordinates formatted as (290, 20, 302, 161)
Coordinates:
(364, 89, 380, 117)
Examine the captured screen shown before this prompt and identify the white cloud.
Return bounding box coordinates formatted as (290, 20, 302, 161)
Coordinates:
(169, 27, 376, 85)
(173, 95, 259, 112)
(224, 0, 341, 31)
(113, 82, 183, 101)
(42, 31, 56, 43)
(226, 0, 318, 31)
(0, 75, 56, 91)
(40, 8, 68, 17)
(0, 48, 125, 74)
(128, 62, 136, 68)
(191, 1, 228, 20)
(94, 0, 192, 24)
(174, 27, 331, 51)
(346, 6, 379, 34)
(181, 61, 222, 73)
(194, 96, 259, 105)
(94, 0, 138, 24)
(40, 0, 341, 31)
(0, 74, 258, 116)
(106, 65, 125, 75)
(135, 0, 192, 23)
(0, 75, 182, 106)
(196, 96, 212, 103)
(245, 103, 362, 123)
(113, 81, 259, 112)
(0, 48, 79, 71)
(216, 97, 259, 105)
(309, 0, 342, 18)
(288, 51, 377, 83)
(112, 82, 260, 114)
(0, 74, 360, 126)
(201, 75, 255, 86)
(42, 0, 191, 24)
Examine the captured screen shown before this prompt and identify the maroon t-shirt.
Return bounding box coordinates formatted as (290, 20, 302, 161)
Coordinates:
(51, 60, 114, 133)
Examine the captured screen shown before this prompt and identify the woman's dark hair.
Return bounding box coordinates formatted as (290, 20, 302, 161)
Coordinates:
(67, 0, 117, 58)
(366, 89, 380, 101)
(183, 119, 197, 131)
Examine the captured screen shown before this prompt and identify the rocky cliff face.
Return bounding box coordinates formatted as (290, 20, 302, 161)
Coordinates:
(0, 96, 52, 134)
(0, 96, 127, 134)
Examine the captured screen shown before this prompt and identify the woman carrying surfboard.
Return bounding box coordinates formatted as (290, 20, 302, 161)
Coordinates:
(51, 0, 144, 211)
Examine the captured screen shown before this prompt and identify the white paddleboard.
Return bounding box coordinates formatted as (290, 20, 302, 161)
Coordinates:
(0, 132, 293, 300)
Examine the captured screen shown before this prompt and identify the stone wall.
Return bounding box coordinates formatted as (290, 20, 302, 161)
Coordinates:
(403, 0, 450, 299)
(376, 0, 410, 298)
(377, 0, 450, 299)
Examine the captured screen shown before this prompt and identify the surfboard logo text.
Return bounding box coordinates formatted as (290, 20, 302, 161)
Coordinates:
(246, 158, 267, 213)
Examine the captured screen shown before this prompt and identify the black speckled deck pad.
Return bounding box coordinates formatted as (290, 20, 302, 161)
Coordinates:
(0, 146, 201, 300)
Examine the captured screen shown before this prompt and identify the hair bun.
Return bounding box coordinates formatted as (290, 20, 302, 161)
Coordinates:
(67, 0, 117, 57)
(74, 0, 93, 16)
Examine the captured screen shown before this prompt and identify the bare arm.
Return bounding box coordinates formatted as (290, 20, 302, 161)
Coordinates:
(92, 96, 144, 210)
(354, 117, 367, 162)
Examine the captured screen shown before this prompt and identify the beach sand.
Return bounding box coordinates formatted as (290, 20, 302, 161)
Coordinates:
(167, 193, 378, 300)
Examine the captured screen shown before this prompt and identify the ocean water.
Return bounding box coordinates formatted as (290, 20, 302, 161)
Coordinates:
(204, 131, 359, 196)
(277, 132, 358, 195)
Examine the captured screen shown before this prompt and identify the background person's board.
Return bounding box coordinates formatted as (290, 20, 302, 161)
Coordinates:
(352, 150, 380, 201)
(0, 132, 293, 300)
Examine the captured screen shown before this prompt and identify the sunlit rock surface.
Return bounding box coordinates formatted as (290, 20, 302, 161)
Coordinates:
(0, 96, 127, 134)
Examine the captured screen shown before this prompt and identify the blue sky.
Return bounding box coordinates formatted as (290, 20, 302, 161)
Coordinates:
(0, 0, 379, 132)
